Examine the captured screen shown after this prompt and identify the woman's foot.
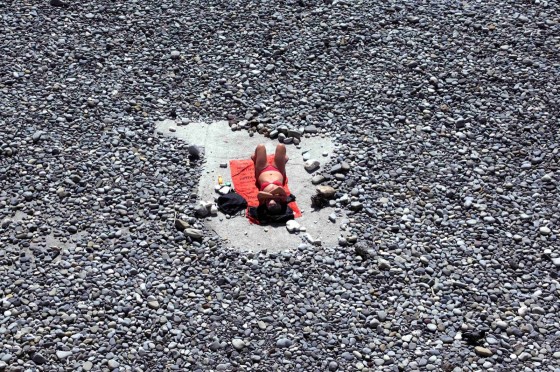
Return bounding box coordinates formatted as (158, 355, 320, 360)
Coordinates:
(253, 152, 287, 163)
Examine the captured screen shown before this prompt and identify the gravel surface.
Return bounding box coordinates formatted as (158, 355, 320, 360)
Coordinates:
(1, 0, 559, 371)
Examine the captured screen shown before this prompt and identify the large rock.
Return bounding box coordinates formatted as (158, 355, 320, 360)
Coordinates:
(316, 185, 336, 198)
(304, 159, 320, 172)
(184, 228, 204, 239)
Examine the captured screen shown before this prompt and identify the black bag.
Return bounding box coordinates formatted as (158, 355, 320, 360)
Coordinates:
(217, 193, 248, 215)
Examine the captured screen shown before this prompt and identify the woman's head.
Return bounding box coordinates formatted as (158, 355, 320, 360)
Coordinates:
(266, 199, 283, 214)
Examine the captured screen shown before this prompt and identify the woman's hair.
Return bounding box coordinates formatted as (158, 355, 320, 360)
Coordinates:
(266, 201, 283, 214)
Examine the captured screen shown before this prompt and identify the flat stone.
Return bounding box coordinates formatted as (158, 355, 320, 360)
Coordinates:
(304, 125, 318, 134)
(316, 185, 336, 198)
(56, 350, 72, 360)
(184, 228, 204, 239)
(311, 175, 325, 185)
(539, 226, 551, 235)
(276, 338, 293, 348)
(83, 361, 93, 371)
(475, 346, 493, 357)
(304, 159, 320, 172)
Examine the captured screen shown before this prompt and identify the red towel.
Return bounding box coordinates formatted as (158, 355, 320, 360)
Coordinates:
(229, 155, 302, 222)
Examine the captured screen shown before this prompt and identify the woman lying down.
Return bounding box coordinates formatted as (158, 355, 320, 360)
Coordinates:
(251, 143, 290, 215)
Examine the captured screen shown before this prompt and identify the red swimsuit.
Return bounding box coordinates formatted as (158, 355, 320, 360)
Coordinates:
(258, 165, 285, 191)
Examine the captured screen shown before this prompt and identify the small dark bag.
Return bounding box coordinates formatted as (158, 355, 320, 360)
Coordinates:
(217, 193, 248, 215)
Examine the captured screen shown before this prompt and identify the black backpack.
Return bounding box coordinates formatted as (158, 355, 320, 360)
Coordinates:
(217, 193, 248, 215)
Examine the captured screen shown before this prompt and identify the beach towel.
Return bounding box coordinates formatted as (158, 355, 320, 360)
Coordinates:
(229, 155, 302, 223)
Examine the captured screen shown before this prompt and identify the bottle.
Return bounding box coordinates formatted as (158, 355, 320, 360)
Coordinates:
(218, 176, 223, 185)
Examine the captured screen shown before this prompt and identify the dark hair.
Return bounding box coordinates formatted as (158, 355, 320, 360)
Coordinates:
(248, 194, 296, 224)
(266, 201, 283, 215)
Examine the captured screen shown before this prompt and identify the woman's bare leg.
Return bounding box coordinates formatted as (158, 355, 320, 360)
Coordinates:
(253, 144, 268, 178)
(273, 144, 287, 178)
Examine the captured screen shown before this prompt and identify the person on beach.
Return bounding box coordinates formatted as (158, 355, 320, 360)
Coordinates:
(251, 144, 289, 214)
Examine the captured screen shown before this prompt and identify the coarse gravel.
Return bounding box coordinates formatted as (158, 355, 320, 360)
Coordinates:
(1, 0, 559, 371)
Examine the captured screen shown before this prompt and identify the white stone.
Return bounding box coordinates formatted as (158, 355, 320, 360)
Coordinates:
(56, 350, 72, 360)
(286, 220, 300, 233)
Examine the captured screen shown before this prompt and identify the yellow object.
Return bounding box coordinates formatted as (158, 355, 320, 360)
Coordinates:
(218, 176, 223, 185)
